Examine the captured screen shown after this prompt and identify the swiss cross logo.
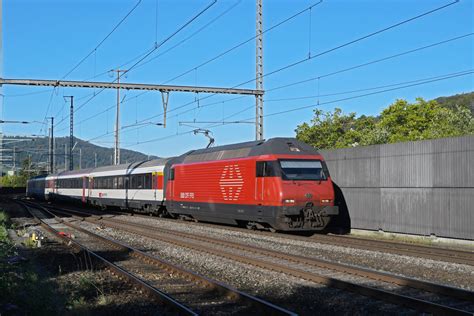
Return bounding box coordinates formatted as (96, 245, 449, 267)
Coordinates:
(219, 164, 243, 201)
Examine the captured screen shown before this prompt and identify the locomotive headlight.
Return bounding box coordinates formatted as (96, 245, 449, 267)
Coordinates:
(283, 199, 295, 204)
(321, 199, 331, 203)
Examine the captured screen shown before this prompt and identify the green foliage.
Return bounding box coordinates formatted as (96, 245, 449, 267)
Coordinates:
(0, 211, 9, 242)
(0, 211, 60, 315)
(0, 157, 36, 187)
(435, 91, 474, 113)
(296, 97, 474, 149)
(0, 174, 27, 188)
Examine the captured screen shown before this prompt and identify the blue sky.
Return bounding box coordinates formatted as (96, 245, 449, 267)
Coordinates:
(2, 0, 473, 157)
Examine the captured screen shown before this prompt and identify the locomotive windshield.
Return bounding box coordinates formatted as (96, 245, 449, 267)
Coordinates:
(279, 160, 327, 181)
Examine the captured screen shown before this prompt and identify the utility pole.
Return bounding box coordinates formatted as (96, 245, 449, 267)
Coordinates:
(111, 69, 127, 165)
(255, 0, 264, 141)
(28, 154, 31, 178)
(12, 146, 16, 172)
(79, 148, 82, 170)
(64, 143, 67, 171)
(47, 117, 54, 173)
(94, 152, 97, 168)
(64, 95, 74, 170)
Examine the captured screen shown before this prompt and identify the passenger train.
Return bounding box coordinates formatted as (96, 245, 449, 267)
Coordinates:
(27, 138, 339, 232)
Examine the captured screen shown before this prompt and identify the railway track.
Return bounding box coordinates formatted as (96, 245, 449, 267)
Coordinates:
(40, 202, 474, 315)
(18, 200, 295, 315)
(46, 201, 474, 266)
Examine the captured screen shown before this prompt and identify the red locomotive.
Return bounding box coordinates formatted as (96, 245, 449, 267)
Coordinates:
(165, 138, 338, 231)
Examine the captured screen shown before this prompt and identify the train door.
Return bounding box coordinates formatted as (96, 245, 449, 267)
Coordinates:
(88, 177, 93, 202)
(255, 162, 265, 219)
(167, 168, 175, 209)
(152, 172, 158, 201)
(124, 175, 129, 209)
(256, 161, 266, 201)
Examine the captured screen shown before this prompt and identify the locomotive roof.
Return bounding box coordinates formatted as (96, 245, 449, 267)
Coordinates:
(181, 137, 319, 163)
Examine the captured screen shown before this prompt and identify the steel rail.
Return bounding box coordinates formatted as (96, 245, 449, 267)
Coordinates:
(39, 202, 474, 265)
(25, 201, 296, 316)
(16, 200, 196, 316)
(91, 216, 473, 316)
(44, 204, 471, 316)
(311, 234, 474, 265)
(102, 217, 474, 303)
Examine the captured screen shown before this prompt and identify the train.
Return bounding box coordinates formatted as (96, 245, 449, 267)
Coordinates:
(27, 137, 339, 232)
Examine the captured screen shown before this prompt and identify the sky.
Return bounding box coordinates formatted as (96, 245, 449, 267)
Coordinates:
(2, 0, 473, 158)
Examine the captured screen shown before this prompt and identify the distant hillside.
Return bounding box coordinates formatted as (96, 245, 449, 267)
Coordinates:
(435, 91, 474, 113)
(1, 136, 158, 173)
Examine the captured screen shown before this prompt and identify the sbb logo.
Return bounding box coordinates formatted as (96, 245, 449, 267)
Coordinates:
(219, 164, 244, 201)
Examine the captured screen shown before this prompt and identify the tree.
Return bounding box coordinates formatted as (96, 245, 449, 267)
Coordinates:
(0, 158, 38, 188)
(375, 98, 474, 143)
(295, 108, 377, 149)
(295, 98, 474, 149)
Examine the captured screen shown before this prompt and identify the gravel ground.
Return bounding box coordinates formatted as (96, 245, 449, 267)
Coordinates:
(76, 219, 421, 315)
(116, 215, 474, 291)
(0, 200, 166, 315)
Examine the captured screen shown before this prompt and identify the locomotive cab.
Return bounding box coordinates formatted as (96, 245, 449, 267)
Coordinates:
(255, 157, 339, 231)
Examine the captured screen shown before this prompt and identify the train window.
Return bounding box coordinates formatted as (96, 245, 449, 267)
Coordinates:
(256, 161, 278, 177)
(256, 162, 265, 177)
(144, 174, 152, 189)
(137, 175, 144, 189)
(279, 160, 327, 181)
(118, 176, 123, 189)
(169, 168, 175, 181)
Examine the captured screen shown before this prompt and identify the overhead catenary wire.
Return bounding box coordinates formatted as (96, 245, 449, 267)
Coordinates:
(123, 0, 243, 75)
(105, 31, 471, 137)
(264, 69, 474, 102)
(231, 70, 474, 121)
(58, 0, 458, 136)
(162, 0, 324, 84)
(106, 69, 473, 147)
(125, 0, 464, 129)
(123, 0, 218, 77)
(84, 0, 322, 121)
(61, 0, 143, 79)
(65, 0, 461, 144)
(84, 0, 237, 82)
(53, 0, 218, 130)
(232, 0, 461, 89)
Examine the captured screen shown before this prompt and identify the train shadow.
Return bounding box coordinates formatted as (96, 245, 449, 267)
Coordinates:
(323, 181, 351, 235)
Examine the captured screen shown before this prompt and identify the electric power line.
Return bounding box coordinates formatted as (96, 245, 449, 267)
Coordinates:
(61, 0, 143, 79)
(127, 0, 464, 129)
(123, 0, 218, 77)
(233, 0, 461, 89)
(236, 70, 474, 121)
(66, 0, 462, 143)
(107, 32, 472, 137)
(116, 69, 473, 147)
(53, 0, 218, 130)
(89, 0, 243, 81)
(162, 0, 324, 85)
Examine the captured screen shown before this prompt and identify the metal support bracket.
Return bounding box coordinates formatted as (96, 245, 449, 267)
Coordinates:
(160, 91, 170, 128)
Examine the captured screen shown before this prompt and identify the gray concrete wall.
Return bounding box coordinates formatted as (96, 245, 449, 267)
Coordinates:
(321, 136, 473, 240)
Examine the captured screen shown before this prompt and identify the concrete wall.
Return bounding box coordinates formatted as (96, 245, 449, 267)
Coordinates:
(321, 136, 473, 240)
